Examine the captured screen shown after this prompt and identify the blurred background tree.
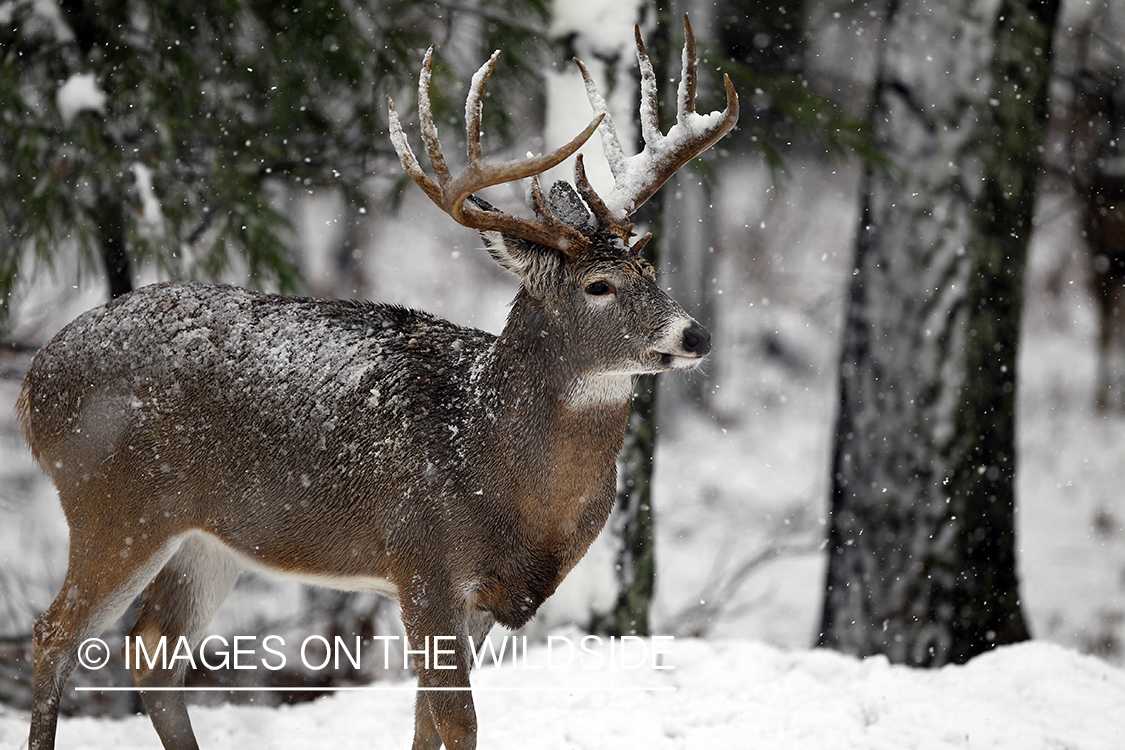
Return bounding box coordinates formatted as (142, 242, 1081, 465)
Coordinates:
(0, 0, 549, 331)
(819, 0, 1060, 666)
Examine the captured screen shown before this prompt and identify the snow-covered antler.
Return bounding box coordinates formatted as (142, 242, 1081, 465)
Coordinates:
(388, 47, 604, 256)
(573, 15, 739, 233)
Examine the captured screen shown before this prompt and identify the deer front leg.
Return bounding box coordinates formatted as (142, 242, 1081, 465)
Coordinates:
(411, 606, 496, 750)
(402, 593, 478, 750)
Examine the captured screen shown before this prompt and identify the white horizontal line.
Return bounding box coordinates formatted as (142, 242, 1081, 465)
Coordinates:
(75, 685, 677, 693)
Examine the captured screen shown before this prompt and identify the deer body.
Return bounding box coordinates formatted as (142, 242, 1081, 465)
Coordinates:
(22, 281, 627, 622)
(24, 17, 736, 750)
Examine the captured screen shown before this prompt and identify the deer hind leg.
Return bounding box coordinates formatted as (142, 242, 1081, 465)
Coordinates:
(29, 521, 182, 750)
(126, 532, 242, 750)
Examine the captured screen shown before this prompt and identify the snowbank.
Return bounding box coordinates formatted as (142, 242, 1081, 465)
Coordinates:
(2, 638, 1121, 749)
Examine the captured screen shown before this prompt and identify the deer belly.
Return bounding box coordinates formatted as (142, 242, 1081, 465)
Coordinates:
(193, 530, 401, 600)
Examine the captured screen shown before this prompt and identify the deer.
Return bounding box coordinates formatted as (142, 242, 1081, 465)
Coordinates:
(20, 16, 736, 750)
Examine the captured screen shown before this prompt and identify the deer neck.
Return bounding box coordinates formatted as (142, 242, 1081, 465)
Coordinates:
(488, 289, 634, 417)
(461, 293, 631, 615)
(478, 290, 633, 507)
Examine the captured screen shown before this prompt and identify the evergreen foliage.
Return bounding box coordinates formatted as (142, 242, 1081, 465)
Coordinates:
(0, 0, 548, 329)
(713, 0, 882, 174)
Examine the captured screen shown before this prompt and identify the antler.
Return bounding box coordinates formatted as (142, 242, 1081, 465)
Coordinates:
(388, 47, 604, 256)
(574, 15, 739, 228)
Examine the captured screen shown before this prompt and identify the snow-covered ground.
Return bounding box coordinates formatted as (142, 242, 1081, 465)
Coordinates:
(1, 638, 1121, 749)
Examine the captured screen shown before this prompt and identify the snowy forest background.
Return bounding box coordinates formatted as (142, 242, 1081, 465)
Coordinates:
(2, 0, 1125, 745)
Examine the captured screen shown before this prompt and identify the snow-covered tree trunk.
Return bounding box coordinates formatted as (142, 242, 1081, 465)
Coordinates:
(818, 0, 1059, 666)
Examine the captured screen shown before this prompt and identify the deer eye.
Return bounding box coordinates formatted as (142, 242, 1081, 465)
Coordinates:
(585, 280, 616, 296)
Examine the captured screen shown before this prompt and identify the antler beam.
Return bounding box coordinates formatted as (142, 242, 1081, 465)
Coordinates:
(388, 48, 604, 256)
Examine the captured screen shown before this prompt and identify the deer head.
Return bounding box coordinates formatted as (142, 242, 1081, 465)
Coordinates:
(387, 15, 736, 396)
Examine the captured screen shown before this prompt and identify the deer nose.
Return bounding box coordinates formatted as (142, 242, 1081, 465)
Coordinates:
(682, 323, 711, 356)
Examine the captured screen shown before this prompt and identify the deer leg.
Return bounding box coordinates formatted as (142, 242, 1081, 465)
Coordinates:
(29, 520, 181, 750)
(126, 533, 242, 750)
(410, 606, 495, 750)
(411, 691, 444, 750)
(411, 658, 477, 750)
(403, 595, 478, 750)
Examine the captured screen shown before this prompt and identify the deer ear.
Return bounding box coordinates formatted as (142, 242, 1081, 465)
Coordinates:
(470, 195, 534, 276)
(545, 181, 594, 232)
(480, 230, 560, 298)
(481, 230, 534, 276)
(470, 195, 561, 296)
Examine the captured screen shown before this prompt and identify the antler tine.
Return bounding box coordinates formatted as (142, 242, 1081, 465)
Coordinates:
(573, 56, 627, 178)
(573, 14, 739, 223)
(679, 15, 697, 117)
(527, 175, 553, 220)
(418, 46, 452, 188)
(634, 25, 662, 147)
(388, 47, 448, 208)
(631, 231, 653, 254)
(464, 50, 501, 166)
(389, 45, 607, 257)
(574, 154, 635, 244)
(573, 154, 617, 231)
(388, 97, 443, 208)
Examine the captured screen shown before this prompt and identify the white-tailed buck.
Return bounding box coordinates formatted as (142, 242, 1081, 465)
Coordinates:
(22, 17, 736, 750)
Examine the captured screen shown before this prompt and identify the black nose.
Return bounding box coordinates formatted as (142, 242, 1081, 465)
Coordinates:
(682, 323, 711, 356)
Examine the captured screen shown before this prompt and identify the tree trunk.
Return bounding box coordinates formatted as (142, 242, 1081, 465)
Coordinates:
(95, 193, 133, 300)
(600, 0, 674, 638)
(818, 0, 1058, 666)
